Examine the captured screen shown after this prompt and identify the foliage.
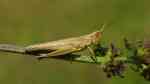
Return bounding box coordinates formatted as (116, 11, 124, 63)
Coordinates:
(49, 38, 150, 81)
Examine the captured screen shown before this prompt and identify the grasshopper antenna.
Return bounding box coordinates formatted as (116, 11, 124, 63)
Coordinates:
(100, 24, 106, 33)
(93, 23, 106, 33)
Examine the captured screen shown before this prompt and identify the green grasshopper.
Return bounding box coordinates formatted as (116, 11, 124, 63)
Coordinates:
(24, 24, 105, 62)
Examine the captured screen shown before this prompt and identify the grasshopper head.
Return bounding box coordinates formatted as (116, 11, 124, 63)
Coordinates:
(89, 31, 102, 44)
(89, 24, 105, 44)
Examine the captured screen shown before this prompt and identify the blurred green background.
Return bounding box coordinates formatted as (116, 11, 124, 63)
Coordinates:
(0, 0, 149, 84)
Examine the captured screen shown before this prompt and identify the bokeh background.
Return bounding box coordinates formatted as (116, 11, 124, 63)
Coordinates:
(0, 0, 149, 84)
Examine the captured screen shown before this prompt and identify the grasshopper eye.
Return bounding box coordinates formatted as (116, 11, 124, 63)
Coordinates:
(90, 31, 101, 44)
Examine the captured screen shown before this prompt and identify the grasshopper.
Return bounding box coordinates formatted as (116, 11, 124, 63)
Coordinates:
(24, 24, 105, 62)
(0, 24, 105, 62)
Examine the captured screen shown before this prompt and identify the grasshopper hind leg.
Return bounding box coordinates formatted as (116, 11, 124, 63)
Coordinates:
(47, 48, 79, 57)
(38, 48, 81, 62)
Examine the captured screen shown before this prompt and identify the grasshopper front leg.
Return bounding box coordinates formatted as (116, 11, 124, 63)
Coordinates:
(87, 46, 97, 63)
